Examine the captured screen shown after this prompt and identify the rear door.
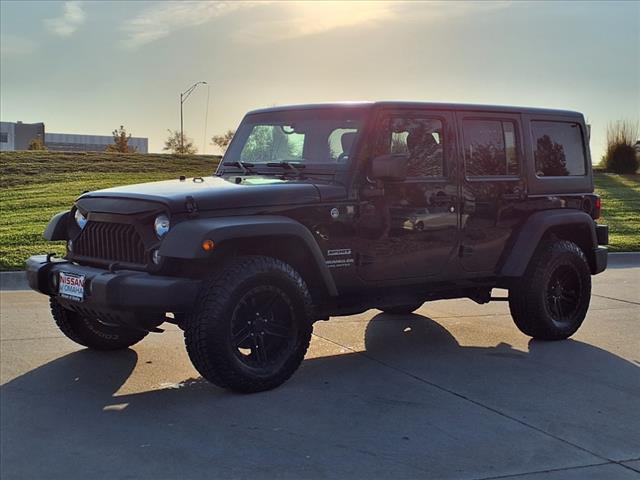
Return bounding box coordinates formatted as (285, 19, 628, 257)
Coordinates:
(356, 108, 460, 281)
(456, 111, 527, 273)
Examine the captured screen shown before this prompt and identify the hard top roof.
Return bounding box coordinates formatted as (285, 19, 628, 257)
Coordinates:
(247, 101, 582, 117)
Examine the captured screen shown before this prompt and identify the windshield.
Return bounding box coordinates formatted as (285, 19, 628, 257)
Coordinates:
(224, 109, 366, 169)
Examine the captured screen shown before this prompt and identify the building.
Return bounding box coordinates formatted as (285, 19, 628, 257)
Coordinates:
(0, 121, 148, 153)
(0, 121, 45, 151)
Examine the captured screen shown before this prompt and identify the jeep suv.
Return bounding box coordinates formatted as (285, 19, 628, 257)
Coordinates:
(27, 102, 609, 392)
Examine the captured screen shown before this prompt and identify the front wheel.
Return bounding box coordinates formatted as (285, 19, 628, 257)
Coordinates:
(509, 240, 591, 340)
(184, 256, 313, 393)
(50, 298, 148, 350)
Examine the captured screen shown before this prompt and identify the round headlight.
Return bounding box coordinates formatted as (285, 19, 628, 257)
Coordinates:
(154, 214, 170, 238)
(74, 210, 88, 229)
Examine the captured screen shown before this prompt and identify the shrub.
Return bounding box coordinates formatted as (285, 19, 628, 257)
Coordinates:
(602, 120, 639, 174)
(27, 137, 47, 150)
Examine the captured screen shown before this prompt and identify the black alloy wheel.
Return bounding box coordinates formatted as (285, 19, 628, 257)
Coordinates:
(230, 285, 298, 373)
(545, 264, 582, 324)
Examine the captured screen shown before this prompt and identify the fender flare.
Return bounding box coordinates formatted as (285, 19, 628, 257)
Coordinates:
(499, 209, 597, 277)
(159, 215, 338, 296)
(44, 211, 70, 241)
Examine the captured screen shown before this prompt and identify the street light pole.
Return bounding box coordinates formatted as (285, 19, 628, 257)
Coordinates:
(180, 92, 184, 152)
(179, 81, 207, 153)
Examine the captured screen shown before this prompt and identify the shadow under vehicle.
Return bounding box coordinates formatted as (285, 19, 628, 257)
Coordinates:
(2, 313, 638, 478)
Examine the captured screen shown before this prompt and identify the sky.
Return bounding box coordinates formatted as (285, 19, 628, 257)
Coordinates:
(1, 0, 638, 158)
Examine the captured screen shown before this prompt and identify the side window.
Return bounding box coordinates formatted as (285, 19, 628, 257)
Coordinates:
(377, 117, 444, 177)
(0, 132, 8, 143)
(328, 128, 358, 162)
(531, 121, 586, 176)
(463, 119, 519, 177)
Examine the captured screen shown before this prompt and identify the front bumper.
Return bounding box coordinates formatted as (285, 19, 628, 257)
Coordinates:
(26, 255, 201, 328)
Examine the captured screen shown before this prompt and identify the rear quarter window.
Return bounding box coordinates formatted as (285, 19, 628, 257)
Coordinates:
(531, 121, 586, 177)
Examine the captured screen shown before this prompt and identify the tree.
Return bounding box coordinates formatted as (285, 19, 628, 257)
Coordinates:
(106, 125, 136, 153)
(27, 137, 47, 151)
(164, 129, 197, 154)
(211, 129, 235, 153)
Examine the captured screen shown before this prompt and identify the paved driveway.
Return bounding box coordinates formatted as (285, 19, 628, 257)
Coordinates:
(1, 264, 639, 479)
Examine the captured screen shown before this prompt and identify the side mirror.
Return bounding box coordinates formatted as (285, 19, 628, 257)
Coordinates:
(370, 154, 408, 181)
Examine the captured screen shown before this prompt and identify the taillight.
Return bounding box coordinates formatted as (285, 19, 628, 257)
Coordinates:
(594, 196, 601, 220)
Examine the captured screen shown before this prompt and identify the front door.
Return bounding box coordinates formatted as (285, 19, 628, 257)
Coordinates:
(356, 109, 460, 282)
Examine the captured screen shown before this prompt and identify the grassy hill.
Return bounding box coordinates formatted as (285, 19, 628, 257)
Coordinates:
(0, 152, 638, 270)
(1, 152, 220, 270)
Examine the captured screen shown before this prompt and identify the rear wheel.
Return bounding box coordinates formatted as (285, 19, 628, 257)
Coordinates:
(509, 240, 591, 340)
(50, 298, 148, 350)
(184, 256, 313, 393)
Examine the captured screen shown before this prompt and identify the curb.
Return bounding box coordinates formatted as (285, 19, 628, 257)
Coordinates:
(2, 252, 638, 292)
(607, 252, 640, 269)
(0, 271, 28, 291)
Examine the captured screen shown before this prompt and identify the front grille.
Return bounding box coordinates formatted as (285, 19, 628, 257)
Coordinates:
(74, 221, 147, 265)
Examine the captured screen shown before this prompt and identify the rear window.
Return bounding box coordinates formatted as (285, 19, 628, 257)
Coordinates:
(463, 120, 519, 177)
(531, 121, 586, 177)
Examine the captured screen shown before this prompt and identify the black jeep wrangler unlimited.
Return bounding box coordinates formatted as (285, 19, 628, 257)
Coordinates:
(27, 102, 608, 392)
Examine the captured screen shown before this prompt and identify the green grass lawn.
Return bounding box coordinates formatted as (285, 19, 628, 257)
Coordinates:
(1, 152, 219, 271)
(1, 153, 638, 270)
(594, 173, 640, 252)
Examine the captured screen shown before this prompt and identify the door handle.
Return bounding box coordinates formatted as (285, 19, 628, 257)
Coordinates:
(462, 199, 476, 214)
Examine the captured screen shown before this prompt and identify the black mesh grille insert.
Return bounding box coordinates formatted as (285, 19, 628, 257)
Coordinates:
(74, 221, 146, 265)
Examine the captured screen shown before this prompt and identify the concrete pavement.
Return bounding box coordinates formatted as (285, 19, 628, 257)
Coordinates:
(1, 266, 639, 479)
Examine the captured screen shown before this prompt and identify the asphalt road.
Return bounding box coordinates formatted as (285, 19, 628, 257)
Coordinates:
(1, 264, 639, 480)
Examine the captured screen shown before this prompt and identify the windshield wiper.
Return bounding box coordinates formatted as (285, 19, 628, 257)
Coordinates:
(266, 161, 306, 176)
(223, 161, 256, 174)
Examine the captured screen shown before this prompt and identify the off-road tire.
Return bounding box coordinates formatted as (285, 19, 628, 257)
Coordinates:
(184, 256, 313, 393)
(509, 240, 591, 340)
(50, 297, 148, 350)
(380, 303, 423, 315)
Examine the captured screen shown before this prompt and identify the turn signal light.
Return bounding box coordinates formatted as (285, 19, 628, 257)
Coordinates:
(202, 239, 215, 252)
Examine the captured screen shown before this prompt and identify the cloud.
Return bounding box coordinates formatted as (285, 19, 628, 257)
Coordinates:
(44, 1, 86, 37)
(232, 1, 511, 44)
(234, 1, 394, 43)
(0, 34, 38, 58)
(122, 1, 511, 48)
(122, 1, 255, 49)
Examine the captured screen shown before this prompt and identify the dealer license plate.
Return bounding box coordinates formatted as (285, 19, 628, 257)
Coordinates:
(59, 272, 85, 302)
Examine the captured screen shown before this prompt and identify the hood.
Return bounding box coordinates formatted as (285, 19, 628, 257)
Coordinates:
(76, 176, 345, 214)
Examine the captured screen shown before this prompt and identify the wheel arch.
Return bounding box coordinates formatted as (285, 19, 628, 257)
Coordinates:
(44, 210, 70, 241)
(499, 209, 599, 277)
(159, 215, 338, 297)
